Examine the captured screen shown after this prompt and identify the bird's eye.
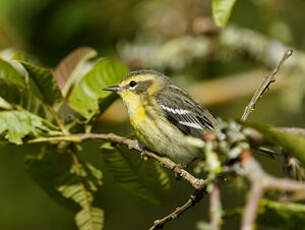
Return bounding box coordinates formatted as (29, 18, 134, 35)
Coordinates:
(129, 81, 137, 88)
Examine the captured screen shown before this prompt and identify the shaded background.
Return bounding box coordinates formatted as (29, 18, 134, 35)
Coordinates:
(0, 0, 304, 229)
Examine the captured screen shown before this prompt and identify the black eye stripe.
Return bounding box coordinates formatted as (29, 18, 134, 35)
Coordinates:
(129, 81, 137, 87)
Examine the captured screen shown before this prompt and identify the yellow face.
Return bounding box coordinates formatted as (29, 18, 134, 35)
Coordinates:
(117, 73, 159, 97)
(103, 70, 169, 118)
(117, 73, 161, 118)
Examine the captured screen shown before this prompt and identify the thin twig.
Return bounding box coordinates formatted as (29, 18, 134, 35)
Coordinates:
(149, 190, 205, 230)
(28, 133, 208, 190)
(241, 49, 293, 121)
(210, 180, 222, 230)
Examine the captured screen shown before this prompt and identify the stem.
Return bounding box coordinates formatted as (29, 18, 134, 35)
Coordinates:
(28, 132, 209, 190)
(149, 190, 205, 230)
(241, 49, 293, 121)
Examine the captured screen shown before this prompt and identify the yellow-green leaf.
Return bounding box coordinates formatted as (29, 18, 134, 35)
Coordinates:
(101, 143, 170, 204)
(0, 110, 60, 144)
(245, 123, 305, 165)
(68, 58, 129, 121)
(212, 0, 237, 27)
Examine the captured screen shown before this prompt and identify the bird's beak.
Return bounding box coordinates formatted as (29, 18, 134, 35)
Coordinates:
(103, 85, 121, 92)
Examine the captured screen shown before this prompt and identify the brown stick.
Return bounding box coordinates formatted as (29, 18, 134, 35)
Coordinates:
(241, 49, 293, 121)
(29, 133, 208, 190)
(149, 190, 205, 230)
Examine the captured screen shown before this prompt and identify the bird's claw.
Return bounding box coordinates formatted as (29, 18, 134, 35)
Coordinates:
(174, 164, 184, 180)
(141, 152, 149, 161)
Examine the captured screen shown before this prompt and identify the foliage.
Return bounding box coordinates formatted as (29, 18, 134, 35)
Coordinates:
(26, 145, 104, 230)
(0, 48, 169, 230)
(0, 110, 60, 144)
(247, 123, 305, 166)
(212, 0, 237, 27)
(1, 45, 305, 230)
(225, 199, 305, 230)
(68, 58, 129, 121)
(101, 143, 170, 204)
(1, 1, 305, 230)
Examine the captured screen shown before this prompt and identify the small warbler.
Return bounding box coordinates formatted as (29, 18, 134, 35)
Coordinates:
(103, 70, 217, 165)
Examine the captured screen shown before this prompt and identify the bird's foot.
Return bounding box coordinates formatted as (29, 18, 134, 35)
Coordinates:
(173, 164, 184, 180)
(137, 142, 150, 161)
(141, 152, 149, 161)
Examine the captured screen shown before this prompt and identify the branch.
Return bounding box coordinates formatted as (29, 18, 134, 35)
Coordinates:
(239, 150, 305, 230)
(210, 180, 222, 230)
(28, 133, 208, 190)
(241, 49, 293, 121)
(149, 190, 205, 230)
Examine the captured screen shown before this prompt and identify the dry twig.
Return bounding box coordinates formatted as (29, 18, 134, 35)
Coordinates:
(241, 49, 293, 121)
(149, 190, 205, 230)
(29, 133, 208, 190)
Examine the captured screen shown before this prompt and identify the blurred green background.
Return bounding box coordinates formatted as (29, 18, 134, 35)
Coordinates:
(0, 0, 304, 229)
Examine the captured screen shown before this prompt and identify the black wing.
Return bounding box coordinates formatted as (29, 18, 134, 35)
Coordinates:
(155, 85, 217, 138)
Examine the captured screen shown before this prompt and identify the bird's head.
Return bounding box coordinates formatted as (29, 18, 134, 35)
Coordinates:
(103, 70, 170, 100)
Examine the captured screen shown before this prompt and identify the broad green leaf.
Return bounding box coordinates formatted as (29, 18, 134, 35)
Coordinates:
(0, 59, 51, 118)
(21, 62, 63, 105)
(26, 146, 104, 230)
(53, 47, 97, 95)
(25, 146, 80, 211)
(68, 58, 129, 121)
(212, 0, 237, 27)
(0, 110, 60, 144)
(247, 123, 305, 165)
(0, 58, 24, 86)
(101, 143, 170, 204)
(225, 199, 305, 230)
(258, 199, 305, 229)
(0, 97, 12, 110)
(76, 208, 104, 230)
(11, 52, 28, 62)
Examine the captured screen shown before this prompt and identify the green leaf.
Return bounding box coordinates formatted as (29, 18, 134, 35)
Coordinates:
(225, 199, 305, 230)
(25, 147, 80, 211)
(0, 58, 24, 86)
(53, 47, 97, 95)
(76, 208, 104, 230)
(68, 58, 129, 121)
(101, 143, 170, 204)
(26, 146, 104, 230)
(212, 0, 237, 27)
(0, 110, 60, 144)
(247, 123, 305, 165)
(257, 199, 305, 230)
(0, 97, 12, 110)
(21, 62, 63, 106)
(0, 59, 51, 118)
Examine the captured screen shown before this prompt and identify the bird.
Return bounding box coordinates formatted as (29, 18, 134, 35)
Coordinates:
(103, 70, 217, 166)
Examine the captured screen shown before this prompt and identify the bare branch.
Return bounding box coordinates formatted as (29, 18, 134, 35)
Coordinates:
(241, 49, 293, 121)
(149, 190, 205, 230)
(28, 133, 208, 190)
(210, 180, 222, 230)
